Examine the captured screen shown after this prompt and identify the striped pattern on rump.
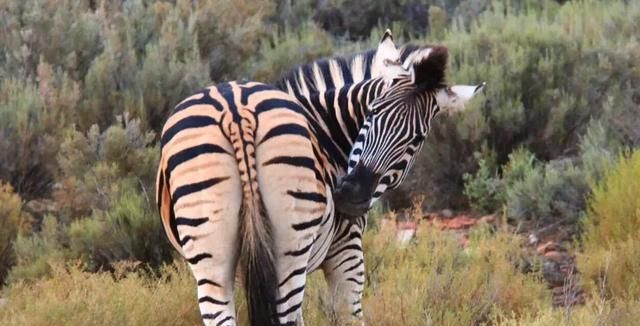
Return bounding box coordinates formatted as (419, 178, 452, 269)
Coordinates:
(157, 81, 328, 325)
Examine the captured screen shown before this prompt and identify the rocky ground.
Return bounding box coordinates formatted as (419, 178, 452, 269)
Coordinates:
(380, 209, 585, 308)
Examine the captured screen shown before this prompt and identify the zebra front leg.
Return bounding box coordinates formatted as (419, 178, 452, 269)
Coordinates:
(321, 222, 365, 324)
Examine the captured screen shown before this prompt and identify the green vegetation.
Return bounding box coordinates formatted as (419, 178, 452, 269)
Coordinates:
(1, 0, 640, 324)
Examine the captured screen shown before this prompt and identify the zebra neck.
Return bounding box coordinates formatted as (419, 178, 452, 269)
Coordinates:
(295, 78, 385, 173)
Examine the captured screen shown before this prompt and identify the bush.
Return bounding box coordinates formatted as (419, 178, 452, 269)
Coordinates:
(0, 183, 31, 284)
(56, 118, 172, 270)
(462, 147, 590, 224)
(505, 155, 589, 224)
(463, 148, 504, 214)
(0, 79, 59, 199)
(578, 120, 621, 181)
(8, 215, 67, 284)
(56, 116, 158, 214)
(194, 0, 275, 81)
(578, 150, 640, 299)
(67, 177, 173, 271)
(312, 0, 467, 40)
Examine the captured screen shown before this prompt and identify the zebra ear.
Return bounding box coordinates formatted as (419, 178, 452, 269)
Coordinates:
(372, 29, 407, 83)
(435, 82, 486, 111)
(408, 46, 448, 92)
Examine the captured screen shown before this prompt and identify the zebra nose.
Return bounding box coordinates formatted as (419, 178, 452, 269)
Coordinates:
(335, 178, 363, 199)
(333, 165, 380, 217)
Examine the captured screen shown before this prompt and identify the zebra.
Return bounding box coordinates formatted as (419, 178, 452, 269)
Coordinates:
(156, 31, 485, 326)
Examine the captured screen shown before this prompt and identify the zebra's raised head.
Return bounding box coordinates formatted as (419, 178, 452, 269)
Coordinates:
(334, 33, 485, 217)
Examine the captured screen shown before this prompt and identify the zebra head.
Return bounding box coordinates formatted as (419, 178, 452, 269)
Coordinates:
(334, 35, 485, 217)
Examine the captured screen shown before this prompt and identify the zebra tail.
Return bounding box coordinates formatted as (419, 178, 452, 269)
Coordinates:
(236, 136, 279, 326)
(240, 201, 279, 326)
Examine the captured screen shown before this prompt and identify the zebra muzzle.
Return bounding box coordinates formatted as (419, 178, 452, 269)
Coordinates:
(333, 165, 379, 218)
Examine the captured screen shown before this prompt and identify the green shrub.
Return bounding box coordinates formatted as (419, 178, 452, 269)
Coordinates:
(56, 118, 171, 270)
(8, 118, 171, 283)
(0, 0, 102, 80)
(312, 0, 467, 40)
(578, 150, 640, 299)
(579, 120, 621, 181)
(67, 177, 173, 271)
(10, 176, 173, 282)
(57, 116, 158, 208)
(463, 148, 504, 214)
(462, 147, 590, 223)
(410, 0, 640, 210)
(0, 79, 59, 199)
(506, 157, 589, 224)
(8, 215, 67, 284)
(195, 0, 275, 81)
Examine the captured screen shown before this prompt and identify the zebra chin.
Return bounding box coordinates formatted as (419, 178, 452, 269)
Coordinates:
(334, 164, 380, 218)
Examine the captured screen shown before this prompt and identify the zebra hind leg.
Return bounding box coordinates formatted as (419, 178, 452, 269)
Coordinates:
(180, 213, 240, 326)
(173, 156, 242, 326)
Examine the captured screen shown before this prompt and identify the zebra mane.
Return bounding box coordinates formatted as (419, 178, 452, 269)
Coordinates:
(275, 44, 423, 96)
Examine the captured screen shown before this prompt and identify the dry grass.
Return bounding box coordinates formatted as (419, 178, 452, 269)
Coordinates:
(0, 223, 551, 326)
(0, 262, 200, 326)
(357, 224, 549, 325)
(496, 297, 640, 325)
(3, 198, 640, 325)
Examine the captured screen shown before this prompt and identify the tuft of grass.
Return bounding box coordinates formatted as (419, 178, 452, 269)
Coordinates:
(578, 150, 640, 299)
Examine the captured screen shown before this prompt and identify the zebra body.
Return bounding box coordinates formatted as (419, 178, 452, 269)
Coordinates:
(157, 31, 485, 325)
